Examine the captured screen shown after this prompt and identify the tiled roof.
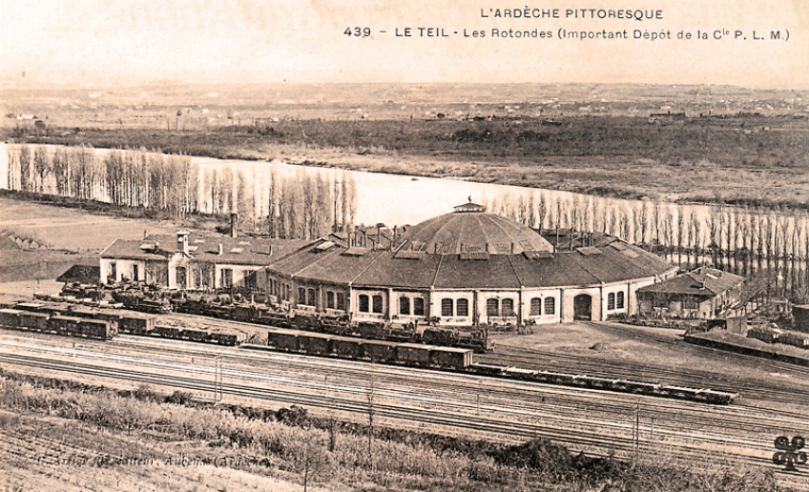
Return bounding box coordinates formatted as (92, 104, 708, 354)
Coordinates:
(101, 234, 308, 266)
(268, 234, 675, 290)
(637, 266, 744, 297)
(401, 211, 553, 255)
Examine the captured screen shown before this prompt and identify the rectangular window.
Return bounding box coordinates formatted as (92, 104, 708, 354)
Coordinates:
(486, 298, 499, 317)
(298, 287, 307, 305)
(327, 291, 335, 309)
(441, 298, 453, 317)
(456, 298, 469, 317)
(399, 297, 410, 315)
(530, 298, 541, 316)
(132, 264, 139, 282)
(359, 295, 370, 313)
(109, 262, 117, 282)
(219, 268, 232, 288)
(502, 299, 515, 316)
(372, 295, 383, 314)
(544, 297, 555, 315)
(616, 291, 625, 309)
(244, 271, 257, 289)
(337, 293, 346, 311)
(413, 298, 425, 316)
(608, 293, 616, 310)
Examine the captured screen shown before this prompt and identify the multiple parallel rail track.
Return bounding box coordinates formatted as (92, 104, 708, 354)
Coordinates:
(1, 332, 807, 490)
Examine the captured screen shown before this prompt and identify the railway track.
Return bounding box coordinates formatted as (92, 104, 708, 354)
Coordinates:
(2, 332, 808, 491)
(487, 339, 809, 407)
(3, 332, 805, 438)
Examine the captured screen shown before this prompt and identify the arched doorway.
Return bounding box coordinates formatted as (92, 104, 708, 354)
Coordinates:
(573, 294, 592, 320)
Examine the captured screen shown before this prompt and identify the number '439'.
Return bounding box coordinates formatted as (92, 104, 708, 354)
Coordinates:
(345, 27, 371, 37)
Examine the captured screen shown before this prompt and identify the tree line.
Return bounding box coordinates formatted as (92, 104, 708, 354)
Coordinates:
(4, 143, 358, 240)
(485, 190, 809, 301)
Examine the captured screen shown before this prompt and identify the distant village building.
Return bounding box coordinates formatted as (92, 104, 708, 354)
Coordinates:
(636, 266, 744, 319)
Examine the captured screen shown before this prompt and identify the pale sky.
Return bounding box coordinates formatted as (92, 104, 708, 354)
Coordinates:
(1, 0, 807, 88)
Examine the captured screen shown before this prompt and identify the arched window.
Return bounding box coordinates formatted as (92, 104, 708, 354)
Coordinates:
(502, 299, 515, 316)
(441, 298, 454, 317)
(616, 291, 625, 309)
(413, 298, 425, 316)
(608, 293, 616, 310)
(298, 287, 307, 305)
(399, 297, 411, 315)
(336, 293, 346, 311)
(530, 298, 542, 316)
(486, 298, 499, 317)
(359, 295, 370, 313)
(456, 298, 469, 317)
(544, 297, 555, 315)
(307, 288, 316, 307)
(327, 291, 335, 309)
(372, 295, 383, 313)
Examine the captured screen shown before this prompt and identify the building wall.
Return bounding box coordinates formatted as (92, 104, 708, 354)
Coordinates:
(99, 258, 146, 284)
(352, 288, 389, 320)
(562, 287, 603, 323)
(213, 264, 261, 289)
(391, 290, 429, 323)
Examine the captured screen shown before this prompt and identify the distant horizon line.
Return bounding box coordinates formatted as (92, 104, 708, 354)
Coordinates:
(3, 80, 808, 92)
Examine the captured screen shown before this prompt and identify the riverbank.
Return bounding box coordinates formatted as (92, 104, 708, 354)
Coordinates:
(6, 113, 809, 212)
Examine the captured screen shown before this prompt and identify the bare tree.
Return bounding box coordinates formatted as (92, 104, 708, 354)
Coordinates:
(537, 193, 547, 233)
(19, 144, 32, 192)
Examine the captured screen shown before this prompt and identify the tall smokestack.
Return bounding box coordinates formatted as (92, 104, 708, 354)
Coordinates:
(230, 213, 238, 238)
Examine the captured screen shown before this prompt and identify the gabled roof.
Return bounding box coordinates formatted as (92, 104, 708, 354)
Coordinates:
(637, 266, 744, 297)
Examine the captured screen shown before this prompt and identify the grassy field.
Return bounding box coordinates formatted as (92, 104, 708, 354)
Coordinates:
(0, 372, 787, 492)
(7, 113, 809, 211)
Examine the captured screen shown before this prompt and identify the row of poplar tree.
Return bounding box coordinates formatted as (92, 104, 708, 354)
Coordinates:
(4, 143, 358, 240)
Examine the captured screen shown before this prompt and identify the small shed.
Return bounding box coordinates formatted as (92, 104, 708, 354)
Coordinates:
(793, 305, 809, 334)
(56, 265, 100, 285)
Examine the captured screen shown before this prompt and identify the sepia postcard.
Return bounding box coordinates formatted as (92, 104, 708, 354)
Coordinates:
(1, 1, 808, 491)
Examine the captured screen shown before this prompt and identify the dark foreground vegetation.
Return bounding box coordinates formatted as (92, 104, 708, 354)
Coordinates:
(7, 113, 809, 211)
(0, 370, 790, 492)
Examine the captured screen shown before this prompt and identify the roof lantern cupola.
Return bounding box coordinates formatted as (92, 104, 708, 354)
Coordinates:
(453, 197, 486, 214)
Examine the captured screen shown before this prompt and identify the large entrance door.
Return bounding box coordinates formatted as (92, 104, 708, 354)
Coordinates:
(573, 294, 592, 320)
(176, 266, 187, 290)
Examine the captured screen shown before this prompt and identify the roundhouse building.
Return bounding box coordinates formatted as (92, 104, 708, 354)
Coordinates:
(265, 202, 678, 325)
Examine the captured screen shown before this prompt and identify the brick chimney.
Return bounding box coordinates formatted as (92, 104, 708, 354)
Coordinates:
(230, 213, 238, 238)
(176, 231, 189, 255)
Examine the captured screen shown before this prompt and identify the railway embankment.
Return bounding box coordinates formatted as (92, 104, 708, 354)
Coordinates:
(0, 370, 792, 492)
(684, 331, 809, 367)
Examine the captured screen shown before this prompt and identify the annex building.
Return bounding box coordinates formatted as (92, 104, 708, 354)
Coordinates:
(636, 266, 745, 319)
(264, 202, 678, 326)
(99, 231, 307, 291)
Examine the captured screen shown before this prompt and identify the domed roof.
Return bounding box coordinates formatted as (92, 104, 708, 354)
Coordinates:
(401, 202, 553, 255)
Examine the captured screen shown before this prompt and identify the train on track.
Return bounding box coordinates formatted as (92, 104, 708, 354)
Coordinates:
(1, 299, 739, 405)
(0, 302, 241, 345)
(41, 285, 492, 353)
(249, 326, 738, 405)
